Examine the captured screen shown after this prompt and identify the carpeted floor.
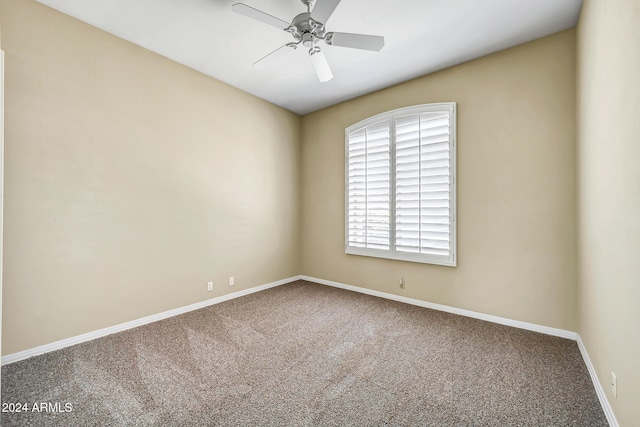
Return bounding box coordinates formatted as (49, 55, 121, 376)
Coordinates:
(2, 280, 607, 426)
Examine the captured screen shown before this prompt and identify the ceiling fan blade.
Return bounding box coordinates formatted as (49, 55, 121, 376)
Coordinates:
(310, 50, 333, 82)
(326, 32, 385, 52)
(231, 3, 290, 30)
(310, 0, 342, 25)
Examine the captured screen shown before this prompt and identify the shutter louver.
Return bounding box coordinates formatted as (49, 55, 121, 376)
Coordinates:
(347, 120, 391, 250)
(395, 112, 451, 257)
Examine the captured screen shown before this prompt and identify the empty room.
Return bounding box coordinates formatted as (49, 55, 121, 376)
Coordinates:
(0, 0, 638, 425)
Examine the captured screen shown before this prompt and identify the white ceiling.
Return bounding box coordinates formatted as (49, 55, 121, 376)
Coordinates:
(35, 0, 583, 115)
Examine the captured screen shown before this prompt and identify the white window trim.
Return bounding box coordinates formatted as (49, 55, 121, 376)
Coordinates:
(345, 102, 457, 267)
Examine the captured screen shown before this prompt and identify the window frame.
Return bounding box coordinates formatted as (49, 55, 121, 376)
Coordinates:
(344, 102, 457, 267)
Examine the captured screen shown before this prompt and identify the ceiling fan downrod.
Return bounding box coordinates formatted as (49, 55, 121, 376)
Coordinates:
(300, 0, 316, 13)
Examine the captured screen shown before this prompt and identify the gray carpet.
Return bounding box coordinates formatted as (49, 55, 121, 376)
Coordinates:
(1, 280, 607, 426)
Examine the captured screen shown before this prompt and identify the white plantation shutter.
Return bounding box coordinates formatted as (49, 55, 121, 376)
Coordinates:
(395, 110, 452, 258)
(346, 103, 456, 266)
(347, 120, 391, 250)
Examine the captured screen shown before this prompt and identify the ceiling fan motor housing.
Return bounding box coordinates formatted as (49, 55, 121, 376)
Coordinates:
(288, 12, 326, 45)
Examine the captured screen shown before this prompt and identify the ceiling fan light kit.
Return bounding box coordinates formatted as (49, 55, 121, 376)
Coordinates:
(232, 0, 385, 82)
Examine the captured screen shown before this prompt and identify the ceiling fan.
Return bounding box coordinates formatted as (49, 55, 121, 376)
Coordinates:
(232, 0, 385, 82)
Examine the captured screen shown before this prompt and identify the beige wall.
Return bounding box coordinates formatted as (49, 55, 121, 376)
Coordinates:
(577, 1, 640, 425)
(301, 30, 578, 331)
(0, 0, 301, 355)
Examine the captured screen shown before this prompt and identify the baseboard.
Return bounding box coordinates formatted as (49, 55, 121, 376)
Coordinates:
(576, 335, 619, 427)
(2, 274, 618, 426)
(1, 275, 301, 366)
(301, 276, 623, 423)
(300, 275, 577, 340)
(2, 274, 576, 361)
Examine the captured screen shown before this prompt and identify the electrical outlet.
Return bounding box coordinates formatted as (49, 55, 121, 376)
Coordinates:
(611, 372, 617, 398)
(229, 276, 235, 286)
(207, 281, 213, 291)
(399, 277, 405, 289)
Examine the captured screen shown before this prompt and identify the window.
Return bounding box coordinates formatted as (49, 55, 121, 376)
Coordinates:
(345, 103, 457, 266)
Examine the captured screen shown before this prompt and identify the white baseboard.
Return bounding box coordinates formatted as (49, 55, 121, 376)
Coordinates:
(2, 273, 619, 426)
(1, 275, 301, 366)
(302, 276, 621, 425)
(300, 275, 577, 340)
(576, 335, 619, 427)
